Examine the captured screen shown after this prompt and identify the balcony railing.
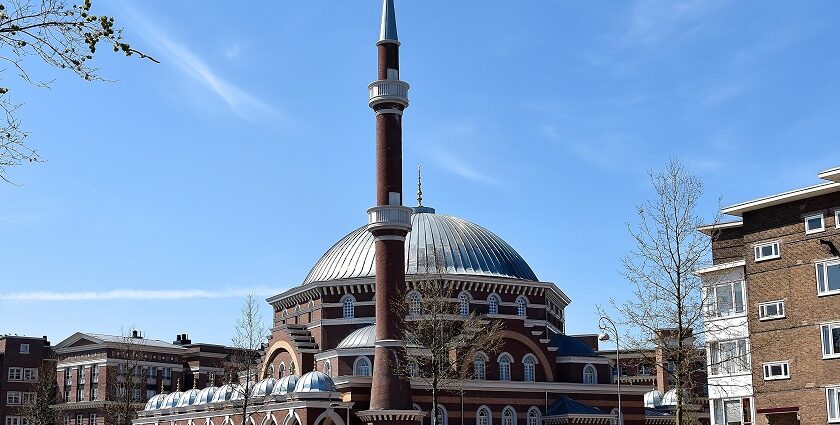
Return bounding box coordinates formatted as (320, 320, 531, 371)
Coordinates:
(367, 206, 412, 233)
(368, 80, 409, 108)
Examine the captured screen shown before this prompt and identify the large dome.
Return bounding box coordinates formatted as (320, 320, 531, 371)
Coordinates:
(304, 209, 537, 284)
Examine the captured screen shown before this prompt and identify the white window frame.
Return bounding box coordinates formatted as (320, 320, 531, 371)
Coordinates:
(515, 296, 528, 318)
(458, 291, 471, 317)
(19, 343, 30, 354)
(407, 291, 421, 317)
(488, 294, 500, 315)
(502, 407, 517, 425)
(709, 339, 750, 376)
(7, 391, 22, 405)
(341, 294, 356, 319)
(353, 356, 371, 377)
(477, 406, 492, 425)
(712, 398, 753, 425)
(583, 363, 597, 384)
(828, 386, 840, 423)
(527, 407, 541, 425)
(474, 353, 487, 380)
(707, 280, 745, 317)
(754, 241, 780, 262)
(806, 214, 826, 234)
(758, 300, 785, 321)
(523, 354, 537, 382)
(821, 322, 840, 359)
(817, 260, 840, 297)
(6, 417, 21, 425)
(498, 353, 512, 381)
(762, 361, 790, 380)
(8, 367, 23, 381)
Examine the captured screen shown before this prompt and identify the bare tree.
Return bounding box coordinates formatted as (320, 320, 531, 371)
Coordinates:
(602, 159, 717, 425)
(395, 271, 504, 425)
(0, 0, 156, 182)
(16, 357, 58, 425)
(231, 294, 268, 425)
(103, 331, 149, 425)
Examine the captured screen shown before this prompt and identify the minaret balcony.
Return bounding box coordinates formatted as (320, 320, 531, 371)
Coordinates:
(368, 79, 410, 108)
(367, 205, 413, 233)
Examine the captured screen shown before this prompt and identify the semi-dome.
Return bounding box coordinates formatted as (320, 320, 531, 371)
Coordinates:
(293, 371, 336, 393)
(303, 210, 538, 284)
(211, 384, 241, 403)
(193, 386, 216, 405)
(176, 388, 200, 407)
(644, 389, 664, 408)
(144, 393, 165, 410)
(160, 391, 182, 409)
(661, 389, 677, 406)
(271, 374, 300, 396)
(250, 378, 277, 397)
(230, 383, 251, 401)
(337, 325, 376, 349)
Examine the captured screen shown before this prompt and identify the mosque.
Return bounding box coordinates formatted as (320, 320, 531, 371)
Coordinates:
(134, 2, 654, 425)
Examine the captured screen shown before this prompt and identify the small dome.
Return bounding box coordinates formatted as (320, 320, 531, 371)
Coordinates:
(661, 389, 677, 406)
(644, 390, 664, 408)
(160, 391, 182, 409)
(230, 383, 251, 401)
(193, 386, 216, 405)
(271, 375, 300, 396)
(211, 384, 241, 403)
(251, 378, 277, 398)
(144, 394, 164, 411)
(337, 325, 376, 349)
(176, 388, 200, 407)
(293, 371, 336, 393)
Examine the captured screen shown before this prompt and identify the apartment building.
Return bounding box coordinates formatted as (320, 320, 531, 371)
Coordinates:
(0, 335, 52, 425)
(52, 331, 233, 425)
(700, 166, 840, 425)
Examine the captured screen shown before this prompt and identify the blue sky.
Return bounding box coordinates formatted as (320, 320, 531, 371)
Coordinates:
(2, 1, 839, 346)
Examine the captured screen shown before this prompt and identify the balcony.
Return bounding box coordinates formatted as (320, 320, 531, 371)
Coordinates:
(367, 206, 412, 233)
(368, 80, 409, 108)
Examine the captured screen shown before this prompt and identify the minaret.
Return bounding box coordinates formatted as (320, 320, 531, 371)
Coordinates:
(358, 1, 421, 424)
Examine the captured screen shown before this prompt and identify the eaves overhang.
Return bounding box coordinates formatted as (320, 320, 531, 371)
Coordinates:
(695, 260, 746, 276)
(697, 221, 743, 235)
(721, 181, 840, 217)
(818, 166, 840, 183)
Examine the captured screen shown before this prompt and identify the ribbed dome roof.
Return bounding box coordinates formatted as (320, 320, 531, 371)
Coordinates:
(293, 371, 336, 393)
(304, 210, 537, 284)
(644, 389, 664, 408)
(271, 375, 299, 396)
(337, 325, 376, 349)
(160, 391, 182, 409)
(250, 378, 276, 398)
(176, 388, 200, 407)
(193, 386, 216, 405)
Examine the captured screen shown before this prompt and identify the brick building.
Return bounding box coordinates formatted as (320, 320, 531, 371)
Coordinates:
(0, 335, 53, 425)
(53, 331, 234, 425)
(699, 166, 840, 425)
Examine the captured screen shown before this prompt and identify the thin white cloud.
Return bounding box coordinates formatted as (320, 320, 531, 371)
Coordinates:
(123, 6, 277, 121)
(622, 0, 726, 48)
(430, 149, 501, 188)
(1, 288, 276, 302)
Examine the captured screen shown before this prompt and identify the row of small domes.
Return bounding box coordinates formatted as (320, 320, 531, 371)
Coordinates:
(144, 371, 335, 411)
(643, 389, 679, 408)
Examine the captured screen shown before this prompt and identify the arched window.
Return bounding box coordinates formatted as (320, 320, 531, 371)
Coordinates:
(488, 294, 500, 315)
(322, 360, 332, 378)
(583, 364, 597, 384)
(354, 357, 371, 377)
(408, 292, 422, 317)
(409, 359, 420, 378)
(523, 355, 536, 382)
(266, 364, 274, 378)
(341, 295, 355, 319)
(515, 296, 528, 317)
(474, 353, 487, 380)
(458, 291, 471, 317)
(278, 362, 285, 378)
(435, 404, 448, 425)
(498, 353, 512, 381)
(502, 407, 516, 425)
(527, 407, 540, 425)
(289, 362, 296, 376)
(477, 406, 492, 425)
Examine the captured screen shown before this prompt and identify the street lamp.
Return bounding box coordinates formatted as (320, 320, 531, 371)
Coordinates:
(599, 316, 621, 425)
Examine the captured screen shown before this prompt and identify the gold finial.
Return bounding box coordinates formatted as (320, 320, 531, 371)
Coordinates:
(176, 378, 181, 391)
(417, 163, 423, 206)
(193, 375, 198, 389)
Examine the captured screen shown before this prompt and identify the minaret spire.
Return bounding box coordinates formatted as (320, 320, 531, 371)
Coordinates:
(417, 164, 423, 206)
(379, 0, 398, 43)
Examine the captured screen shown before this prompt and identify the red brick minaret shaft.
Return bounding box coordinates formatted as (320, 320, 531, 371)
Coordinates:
(360, 1, 418, 423)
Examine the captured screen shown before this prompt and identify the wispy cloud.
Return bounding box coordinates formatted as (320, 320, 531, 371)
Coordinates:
(1, 288, 276, 302)
(123, 7, 277, 121)
(622, 0, 726, 48)
(429, 149, 502, 188)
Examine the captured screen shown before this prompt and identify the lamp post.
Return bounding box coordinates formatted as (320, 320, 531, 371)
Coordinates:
(599, 316, 621, 425)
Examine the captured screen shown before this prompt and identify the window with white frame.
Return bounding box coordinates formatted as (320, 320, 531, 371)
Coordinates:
(22, 392, 35, 404)
(583, 364, 597, 384)
(474, 353, 487, 380)
(89, 414, 96, 425)
(488, 294, 500, 315)
(7, 391, 22, 405)
(502, 407, 516, 425)
(408, 292, 421, 316)
(8, 367, 23, 381)
(712, 398, 753, 425)
(516, 296, 528, 317)
(762, 361, 789, 380)
(132, 388, 141, 401)
(754, 241, 780, 262)
(707, 281, 745, 317)
(161, 367, 172, 378)
(91, 364, 99, 383)
(19, 343, 30, 354)
(805, 214, 825, 234)
(323, 360, 332, 378)
(821, 322, 840, 358)
(527, 408, 540, 425)
(354, 356, 371, 377)
(828, 386, 840, 422)
(758, 300, 785, 320)
(523, 355, 536, 382)
(6, 416, 21, 425)
(91, 387, 98, 401)
(76, 414, 83, 425)
(477, 407, 491, 425)
(458, 292, 471, 317)
(341, 295, 355, 319)
(709, 339, 750, 375)
(409, 359, 419, 378)
(278, 362, 285, 378)
(817, 260, 840, 296)
(498, 354, 512, 381)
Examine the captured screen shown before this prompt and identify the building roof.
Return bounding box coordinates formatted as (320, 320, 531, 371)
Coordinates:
(336, 325, 376, 349)
(550, 334, 599, 357)
(721, 166, 840, 217)
(54, 332, 187, 352)
(303, 210, 538, 284)
(547, 396, 607, 416)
